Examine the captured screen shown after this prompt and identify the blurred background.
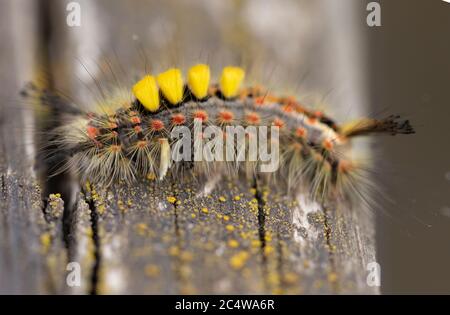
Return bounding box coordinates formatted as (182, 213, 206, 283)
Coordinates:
(1, 0, 449, 293)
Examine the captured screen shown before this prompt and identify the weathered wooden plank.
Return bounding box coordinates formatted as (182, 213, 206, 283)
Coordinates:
(0, 0, 70, 294)
(0, 0, 378, 294)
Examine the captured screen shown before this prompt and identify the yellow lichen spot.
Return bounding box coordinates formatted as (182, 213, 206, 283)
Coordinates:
(40, 232, 51, 251)
(229, 251, 249, 270)
(97, 204, 106, 215)
(169, 245, 180, 256)
(219, 196, 227, 202)
(283, 272, 299, 285)
(220, 66, 245, 99)
(225, 224, 235, 232)
(303, 260, 311, 269)
(157, 68, 184, 105)
(264, 245, 274, 255)
(144, 264, 160, 277)
(233, 195, 241, 201)
(180, 251, 194, 262)
(136, 223, 148, 236)
(328, 272, 338, 283)
(228, 239, 239, 248)
(132, 75, 160, 112)
(187, 64, 210, 99)
(223, 215, 230, 221)
(167, 196, 177, 204)
(264, 234, 272, 242)
(201, 207, 209, 214)
(147, 172, 156, 181)
(191, 213, 197, 219)
(240, 231, 249, 239)
(251, 239, 261, 248)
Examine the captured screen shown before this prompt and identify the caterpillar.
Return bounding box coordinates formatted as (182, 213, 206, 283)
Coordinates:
(23, 64, 414, 200)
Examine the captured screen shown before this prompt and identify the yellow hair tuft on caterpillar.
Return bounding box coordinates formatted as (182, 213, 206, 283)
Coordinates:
(187, 64, 210, 99)
(157, 68, 184, 105)
(132, 75, 160, 112)
(220, 66, 245, 99)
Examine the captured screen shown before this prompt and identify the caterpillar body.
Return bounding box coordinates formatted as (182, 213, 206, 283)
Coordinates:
(25, 64, 414, 200)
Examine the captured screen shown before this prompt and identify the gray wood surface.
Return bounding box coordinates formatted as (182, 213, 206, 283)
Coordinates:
(0, 0, 378, 294)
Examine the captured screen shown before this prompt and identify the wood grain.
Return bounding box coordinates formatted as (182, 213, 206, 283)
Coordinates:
(0, 0, 378, 294)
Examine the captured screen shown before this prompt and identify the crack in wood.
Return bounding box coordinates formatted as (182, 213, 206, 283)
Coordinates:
(322, 206, 339, 293)
(83, 187, 101, 295)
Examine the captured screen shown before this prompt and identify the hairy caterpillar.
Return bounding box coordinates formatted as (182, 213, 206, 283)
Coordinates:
(23, 64, 414, 200)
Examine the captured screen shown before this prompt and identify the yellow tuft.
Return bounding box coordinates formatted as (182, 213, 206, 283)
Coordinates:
(187, 64, 210, 99)
(132, 75, 160, 112)
(157, 68, 184, 104)
(220, 66, 245, 99)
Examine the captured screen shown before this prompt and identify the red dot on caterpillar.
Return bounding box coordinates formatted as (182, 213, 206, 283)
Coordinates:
(87, 126, 99, 139)
(150, 119, 165, 131)
(136, 140, 148, 148)
(322, 139, 334, 151)
(245, 112, 261, 125)
(272, 118, 285, 129)
(295, 127, 307, 138)
(314, 110, 324, 118)
(130, 116, 141, 125)
(282, 104, 295, 113)
(171, 113, 186, 125)
(217, 110, 234, 124)
(193, 110, 208, 122)
(254, 96, 266, 106)
(307, 116, 317, 125)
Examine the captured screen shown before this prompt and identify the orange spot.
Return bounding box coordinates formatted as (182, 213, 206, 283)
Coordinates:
(338, 160, 353, 174)
(150, 119, 165, 131)
(109, 144, 122, 153)
(130, 116, 141, 124)
(295, 127, 307, 138)
(172, 113, 186, 125)
(218, 110, 234, 123)
(245, 112, 261, 125)
(295, 106, 306, 114)
(87, 126, 99, 139)
(137, 140, 147, 148)
(254, 96, 266, 106)
(307, 116, 317, 125)
(134, 125, 142, 133)
(273, 118, 285, 129)
(282, 104, 294, 113)
(282, 96, 297, 106)
(193, 110, 208, 122)
(314, 110, 323, 118)
(313, 151, 323, 162)
(322, 139, 333, 151)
